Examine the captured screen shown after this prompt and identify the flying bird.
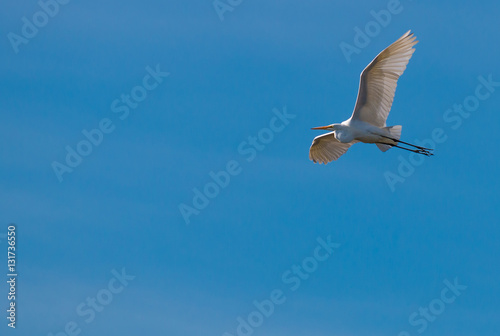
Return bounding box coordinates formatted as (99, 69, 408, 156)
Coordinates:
(309, 31, 433, 164)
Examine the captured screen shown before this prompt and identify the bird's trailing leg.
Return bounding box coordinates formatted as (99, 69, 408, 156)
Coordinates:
(395, 145, 433, 156)
(379, 143, 433, 156)
(379, 135, 434, 153)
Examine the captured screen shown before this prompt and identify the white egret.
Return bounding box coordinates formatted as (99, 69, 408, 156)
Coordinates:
(309, 31, 433, 164)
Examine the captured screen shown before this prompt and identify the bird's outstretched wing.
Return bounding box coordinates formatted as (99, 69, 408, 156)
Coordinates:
(309, 132, 355, 164)
(351, 31, 418, 127)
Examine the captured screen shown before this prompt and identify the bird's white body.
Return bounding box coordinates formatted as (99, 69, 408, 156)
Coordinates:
(309, 31, 431, 164)
(337, 119, 393, 144)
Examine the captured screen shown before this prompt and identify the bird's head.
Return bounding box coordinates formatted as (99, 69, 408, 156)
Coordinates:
(311, 123, 340, 131)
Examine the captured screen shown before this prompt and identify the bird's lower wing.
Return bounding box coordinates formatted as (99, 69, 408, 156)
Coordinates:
(309, 132, 356, 164)
(350, 30, 418, 127)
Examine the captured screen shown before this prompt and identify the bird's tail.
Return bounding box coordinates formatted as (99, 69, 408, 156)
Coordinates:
(376, 125, 402, 152)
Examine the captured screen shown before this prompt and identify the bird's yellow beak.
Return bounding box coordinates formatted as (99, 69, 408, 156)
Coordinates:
(311, 125, 331, 130)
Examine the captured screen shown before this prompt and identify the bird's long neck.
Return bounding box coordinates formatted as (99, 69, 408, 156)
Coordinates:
(333, 124, 354, 143)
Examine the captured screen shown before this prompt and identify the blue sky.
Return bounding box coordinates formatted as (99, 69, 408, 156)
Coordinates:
(1, 0, 500, 335)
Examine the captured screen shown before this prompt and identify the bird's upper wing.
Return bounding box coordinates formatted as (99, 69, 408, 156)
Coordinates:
(309, 132, 356, 164)
(350, 31, 418, 127)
